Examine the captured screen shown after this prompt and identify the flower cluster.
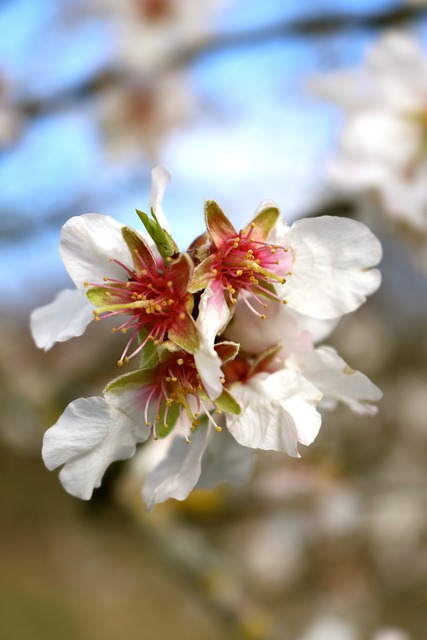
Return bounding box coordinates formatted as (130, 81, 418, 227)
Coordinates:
(31, 166, 382, 508)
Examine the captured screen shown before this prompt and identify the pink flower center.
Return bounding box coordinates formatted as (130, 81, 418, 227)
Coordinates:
(140, 352, 223, 440)
(86, 258, 190, 366)
(211, 223, 292, 317)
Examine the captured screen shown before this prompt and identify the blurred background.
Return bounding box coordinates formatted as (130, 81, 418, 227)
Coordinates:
(1, 1, 427, 638)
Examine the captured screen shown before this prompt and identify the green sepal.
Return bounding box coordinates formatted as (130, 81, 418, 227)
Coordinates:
(248, 343, 282, 378)
(168, 309, 200, 354)
(214, 341, 240, 364)
(136, 208, 179, 260)
(156, 402, 180, 438)
(249, 277, 279, 301)
(104, 367, 155, 393)
(204, 200, 237, 248)
(121, 226, 157, 276)
(137, 329, 160, 370)
(214, 388, 241, 415)
(188, 254, 216, 293)
(86, 285, 122, 306)
(244, 205, 280, 242)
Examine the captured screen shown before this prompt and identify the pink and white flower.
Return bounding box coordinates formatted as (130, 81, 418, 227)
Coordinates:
(30, 166, 199, 359)
(189, 200, 381, 340)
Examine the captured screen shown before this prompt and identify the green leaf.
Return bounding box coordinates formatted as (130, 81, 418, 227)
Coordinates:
(136, 208, 179, 260)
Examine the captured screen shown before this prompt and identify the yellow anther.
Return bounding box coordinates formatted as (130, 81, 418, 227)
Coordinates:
(216, 409, 222, 414)
(167, 280, 173, 287)
(263, 303, 268, 309)
(111, 328, 116, 334)
(215, 426, 222, 432)
(94, 316, 100, 321)
(179, 312, 185, 320)
(124, 357, 129, 363)
(121, 328, 127, 334)
(125, 282, 131, 288)
(231, 298, 237, 304)
(117, 360, 124, 366)
(221, 377, 225, 384)
(233, 243, 239, 249)
(145, 421, 151, 427)
(261, 314, 266, 320)
(84, 281, 89, 287)
(177, 358, 184, 365)
(283, 299, 288, 304)
(212, 268, 218, 275)
(280, 278, 287, 284)
(236, 270, 243, 276)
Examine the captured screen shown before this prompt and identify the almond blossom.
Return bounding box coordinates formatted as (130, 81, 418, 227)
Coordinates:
(43, 339, 240, 500)
(189, 200, 381, 339)
(30, 165, 184, 355)
(311, 32, 427, 235)
(32, 167, 382, 507)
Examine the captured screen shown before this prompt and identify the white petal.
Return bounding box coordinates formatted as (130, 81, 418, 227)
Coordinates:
(149, 165, 171, 231)
(280, 216, 382, 319)
(227, 370, 322, 456)
(60, 214, 133, 291)
(194, 284, 229, 399)
(30, 288, 93, 351)
(289, 345, 383, 415)
(142, 423, 210, 509)
(196, 426, 256, 489)
(288, 307, 340, 344)
(224, 296, 312, 357)
(43, 395, 149, 500)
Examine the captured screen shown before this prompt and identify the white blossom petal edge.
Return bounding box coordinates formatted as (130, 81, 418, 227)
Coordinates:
(288, 345, 383, 415)
(30, 288, 93, 351)
(227, 370, 322, 457)
(43, 395, 150, 500)
(274, 216, 382, 319)
(143, 423, 210, 509)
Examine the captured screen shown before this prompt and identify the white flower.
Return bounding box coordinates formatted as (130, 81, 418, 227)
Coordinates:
(312, 32, 427, 233)
(190, 202, 381, 354)
(30, 165, 171, 351)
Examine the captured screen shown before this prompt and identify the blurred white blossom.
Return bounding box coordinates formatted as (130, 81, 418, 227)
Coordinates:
(312, 32, 427, 237)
